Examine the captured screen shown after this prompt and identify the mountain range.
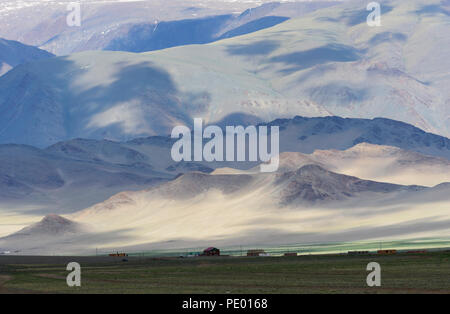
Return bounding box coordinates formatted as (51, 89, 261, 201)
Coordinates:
(0, 115, 449, 216)
(1, 137, 449, 253)
(0, 0, 449, 148)
(1, 161, 448, 255)
(0, 0, 449, 255)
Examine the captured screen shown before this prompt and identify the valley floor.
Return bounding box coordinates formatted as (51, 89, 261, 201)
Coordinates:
(0, 252, 449, 294)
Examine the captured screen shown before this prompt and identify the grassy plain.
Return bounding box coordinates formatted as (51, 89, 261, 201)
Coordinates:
(0, 251, 449, 294)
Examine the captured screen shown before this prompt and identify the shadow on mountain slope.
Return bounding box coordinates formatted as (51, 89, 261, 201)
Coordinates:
(0, 55, 212, 146)
(226, 40, 281, 56)
(269, 44, 363, 73)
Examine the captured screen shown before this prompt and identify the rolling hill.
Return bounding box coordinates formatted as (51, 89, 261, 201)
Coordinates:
(0, 38, 53, 76)
(274, 143, 450, 187)
(0, 143, 171, 212)
(0, 0, 339, 55)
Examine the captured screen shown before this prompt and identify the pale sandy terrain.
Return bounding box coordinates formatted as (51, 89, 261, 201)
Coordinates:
(275, 143, 450, 187)
(1, 162, 449, 255)
(0, 209, 42, 238)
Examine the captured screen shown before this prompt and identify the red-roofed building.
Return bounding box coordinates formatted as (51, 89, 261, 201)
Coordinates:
(202, 247, 220, 256)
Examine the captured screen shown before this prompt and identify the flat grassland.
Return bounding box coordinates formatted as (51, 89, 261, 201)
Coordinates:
(0, 252, 449, 294)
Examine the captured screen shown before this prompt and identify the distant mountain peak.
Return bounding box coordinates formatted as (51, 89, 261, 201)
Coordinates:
(9, 214, 82, 237)
(274, 164, 419, 203)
